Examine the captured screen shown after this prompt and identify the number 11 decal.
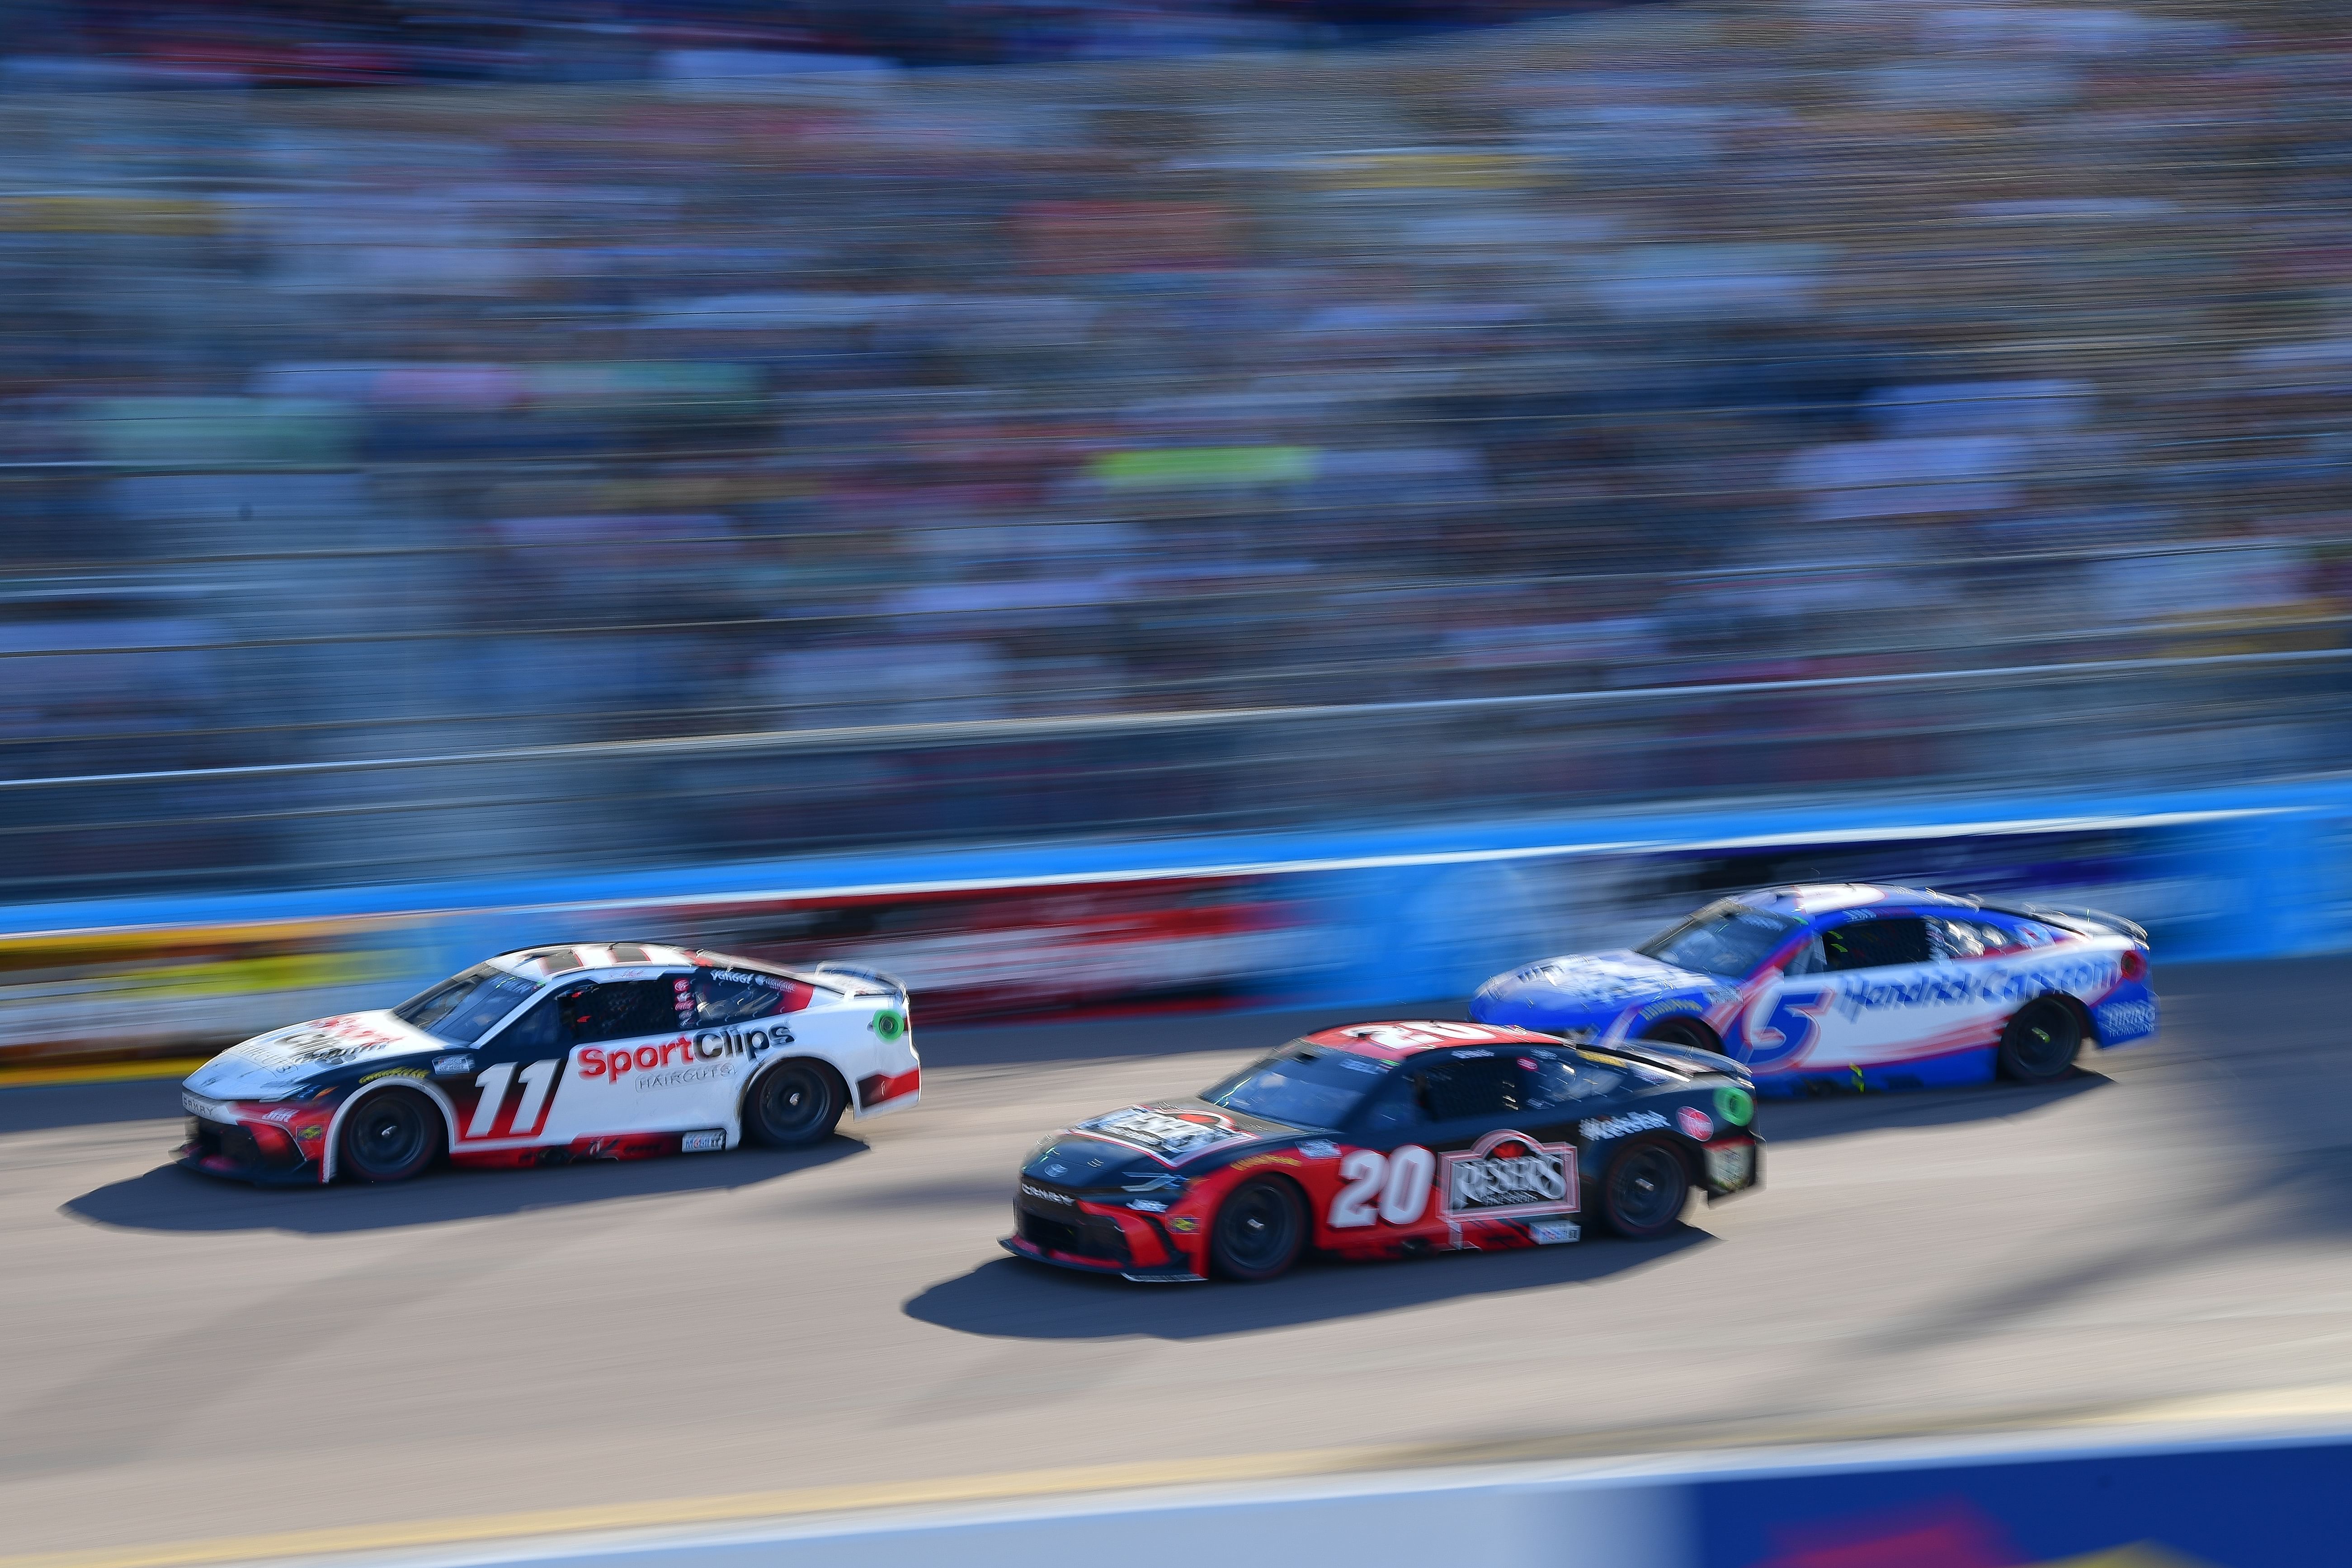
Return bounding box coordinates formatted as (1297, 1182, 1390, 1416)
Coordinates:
(464, 1059, 561, 1140)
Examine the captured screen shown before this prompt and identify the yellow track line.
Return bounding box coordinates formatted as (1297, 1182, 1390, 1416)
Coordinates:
(0, 1059, 207, 1088)
(10, 1383, 2352, 1568)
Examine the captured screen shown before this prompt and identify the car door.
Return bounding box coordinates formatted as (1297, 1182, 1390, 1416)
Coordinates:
(1798, 911, 1942, 1072)
(1322, 1047, 1545, 1249)
(543, 973, 701, 1136)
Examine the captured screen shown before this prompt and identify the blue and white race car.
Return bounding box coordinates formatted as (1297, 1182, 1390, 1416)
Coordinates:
(1469, 885, 2155, 1092)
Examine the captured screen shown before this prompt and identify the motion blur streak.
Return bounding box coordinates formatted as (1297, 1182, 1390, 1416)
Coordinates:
(2, 1, 2347, 904)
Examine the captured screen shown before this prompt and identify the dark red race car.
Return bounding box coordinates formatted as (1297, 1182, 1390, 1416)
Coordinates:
(1004, 1019, 1760, 1282)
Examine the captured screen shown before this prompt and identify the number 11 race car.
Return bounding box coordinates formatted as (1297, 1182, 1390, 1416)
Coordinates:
(177, 944, 918, 1185)
(1004, 1020, 1758, 1282)
(1469, 884, 2155, 1094)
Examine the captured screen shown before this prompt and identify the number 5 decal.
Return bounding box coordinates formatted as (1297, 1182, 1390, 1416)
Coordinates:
(1328, 1145, 1436, 1228)
(1745, 986, 1833, 1073)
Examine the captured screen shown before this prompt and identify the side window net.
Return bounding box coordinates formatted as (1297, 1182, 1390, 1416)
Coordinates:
(566, 980, 678, 1044)
(1417, 1056, 1522, 1120)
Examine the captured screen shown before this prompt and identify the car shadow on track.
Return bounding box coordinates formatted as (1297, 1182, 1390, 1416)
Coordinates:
(905, 1229, 1714, 1341)
(1758, 1070, 2110, 1143)
(61, 1140, 867, 1234)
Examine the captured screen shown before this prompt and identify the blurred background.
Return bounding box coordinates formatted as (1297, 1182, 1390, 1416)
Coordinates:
(0, 0, 2343, 904)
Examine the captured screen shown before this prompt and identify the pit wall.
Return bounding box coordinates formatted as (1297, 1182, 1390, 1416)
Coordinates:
(2, 778, 2341, 1067)
(315, 1423, 2347, 1568)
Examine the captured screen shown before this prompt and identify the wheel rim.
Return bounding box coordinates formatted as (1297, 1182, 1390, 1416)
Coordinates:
(759, 1067, 829, 1137)
(1219, 1185, 1296, 1271)
(1611, 1147, 1685, 1231)
(2013, 1006, 2080, 1076)
(353, 1098, 425, 1173)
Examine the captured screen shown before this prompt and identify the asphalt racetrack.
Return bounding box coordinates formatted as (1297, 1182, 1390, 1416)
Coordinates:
(7, 959, 2352, 1561)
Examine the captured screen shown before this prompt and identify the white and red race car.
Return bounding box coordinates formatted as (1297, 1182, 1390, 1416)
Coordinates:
(178, 944, 917, 1184)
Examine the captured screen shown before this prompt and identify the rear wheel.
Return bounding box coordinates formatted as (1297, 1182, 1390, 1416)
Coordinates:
(1998, 999, 2082, 1085)
(745, 1060, 844, 1147)
(1640, 1018, 1723, 1055)
(1210, 1177, 1306, 1281)
(1596, 1137, 1690, 1239)
(339, 1088, 438, 1183)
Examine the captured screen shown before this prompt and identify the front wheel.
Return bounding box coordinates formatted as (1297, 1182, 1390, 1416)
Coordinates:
(1210, 1177, 1306, 1281)
(339, 1088, 438, 1183)
(745, 1060, 844, 1147)
(1998, 999, 2082, 1085)
(1596, 1138, 1690, 1240)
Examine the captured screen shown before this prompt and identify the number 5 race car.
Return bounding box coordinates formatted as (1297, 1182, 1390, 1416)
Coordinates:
(1468, 884, 2155, 1094)
(1004, 1020, 1758, 1283)
(177, 945, 918, 1185)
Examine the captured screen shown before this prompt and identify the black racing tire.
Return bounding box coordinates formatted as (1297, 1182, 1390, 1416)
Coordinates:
(745, 1059, 844, 1147)
(338, 1088, 439, 1183)
(1998, 998, 2083, 1085)
(1596, 1136, 1691, 1240)
(1210, 1177, 1306, 1282)
(1640, 1018, 1725, 1055)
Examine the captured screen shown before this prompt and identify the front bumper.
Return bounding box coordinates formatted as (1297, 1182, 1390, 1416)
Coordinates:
(176, 1115, 324, 1186)
(1000, 1234, 1205, 1283)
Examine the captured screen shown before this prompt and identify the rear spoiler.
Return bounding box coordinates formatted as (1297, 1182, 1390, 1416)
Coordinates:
(1976, 902, 2149, 944)
(810, 961, 908, 999)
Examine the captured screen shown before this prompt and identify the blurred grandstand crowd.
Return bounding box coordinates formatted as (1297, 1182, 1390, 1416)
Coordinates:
(3, 0, 2349, 895)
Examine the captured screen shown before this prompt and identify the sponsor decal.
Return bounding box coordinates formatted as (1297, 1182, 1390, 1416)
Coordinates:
(679, 1129, 726, 1153)
(711, 968, 788, 990)
(872, 1010, 907, 1041)
(1127, 1199, 1169, 1212)
(579, 1026, 791, 1080)
(1043, 1163, 1067, 1177)
(1441, 1130, 1577, 1220)
(1167, 1215, 1200, 1233)
(1232, 1153, 1302, 1170)
(431, 1055, 475, 1077)
(1527, 1219, 1580, 1245)
(1637, 998, 1702, 1023)
(1705, 1142, 1755, 1189)
(1517, 1056, 1539, 1070)
(1297, 1140, 1341, 1159)
(1579, 1110, 1669, 1141)
(1824, 955, 2119, 1022)
(2096, 997, 2158, 1041)
(297, 1125, 325, 1142)
(1677, 1106, 1714, 1140)
(263, 1107, 297, 1123)
(362, 1067, 428, 1083)
(240, 1015, 405, 1071)
(181, 1092, 234, 1122)
(1714, 1084, 1755, 1126)
(1453, 1048, 1494, 1058)
(1078, 1105, 1251, 1162)
(1020, 1183, 1074, 1205)
(638, 1065, 728, 1091)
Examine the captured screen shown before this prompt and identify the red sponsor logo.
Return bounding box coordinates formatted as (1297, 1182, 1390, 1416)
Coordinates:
(578, 1026, 787, 1079)
(1677, 1106, 1714, 1140)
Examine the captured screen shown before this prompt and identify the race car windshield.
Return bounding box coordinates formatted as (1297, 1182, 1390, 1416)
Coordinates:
(393, 965, 543, 1044)
(1201, 1045, 1383, 1130)
(1636, 903, 1804, 978)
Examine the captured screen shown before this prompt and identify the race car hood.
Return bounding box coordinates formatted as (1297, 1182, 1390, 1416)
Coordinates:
(183, 1010, 441, 1100)
(1028, 1097, 1301, 1182)
(1471, 950, 1724, 1029)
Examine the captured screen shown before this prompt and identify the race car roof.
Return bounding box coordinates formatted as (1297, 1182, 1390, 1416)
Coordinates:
(1300, 1020, 1565, 1061)
(1731, 884, 1978, 917)
(490, 942, 701, 978)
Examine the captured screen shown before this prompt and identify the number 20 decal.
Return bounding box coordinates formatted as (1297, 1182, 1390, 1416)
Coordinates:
(463, 1059, 561, 1140)
(1329, 1144, 1435, 1228)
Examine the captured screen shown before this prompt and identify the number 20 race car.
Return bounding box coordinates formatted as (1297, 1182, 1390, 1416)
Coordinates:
(1005, 1020, 1758, 1282)
(177, 944, 918, 1185)
(1468, 883, 2155, 1093)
